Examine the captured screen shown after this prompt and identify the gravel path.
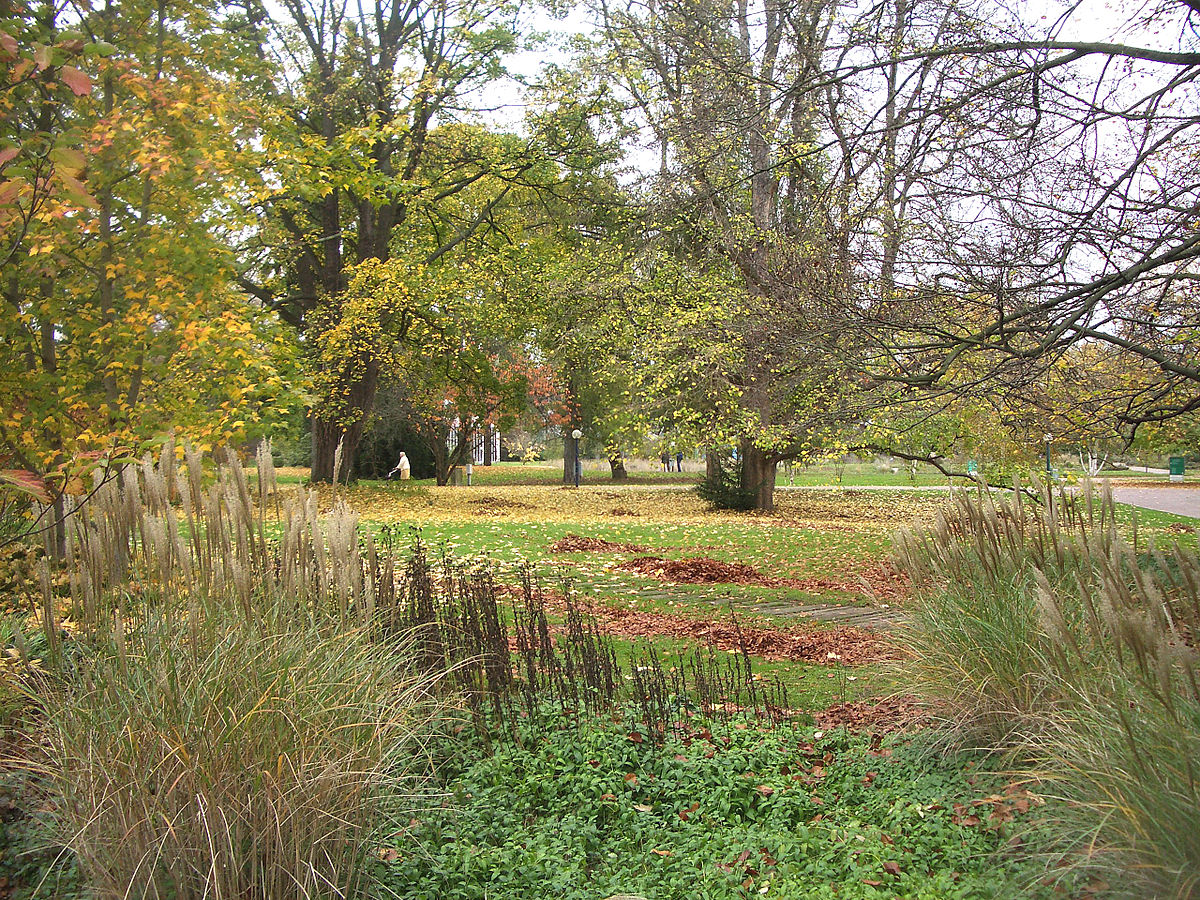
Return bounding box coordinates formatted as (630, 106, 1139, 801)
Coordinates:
(1109, 486, 1200, 519)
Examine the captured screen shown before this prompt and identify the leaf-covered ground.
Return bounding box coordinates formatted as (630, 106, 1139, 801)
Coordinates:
(513, 590, 897, 666)
(310, 481, 936, 719)
(335, 482, 942, 613)
(342, 481, 947, 528)
(323, 482, 940, 706)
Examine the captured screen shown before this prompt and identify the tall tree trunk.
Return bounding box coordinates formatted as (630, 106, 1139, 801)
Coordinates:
(739, 442, 777, 512)
(312, 420, 362, 482)
(436, 427, 472, 486)
(431, 434, 451, 486)
(563, 433, 579, 485)
(483, 424, 494, 466)
(310, 352, 379, 481)
(311, 418, 365, 484)
(608, 455, 628, 481)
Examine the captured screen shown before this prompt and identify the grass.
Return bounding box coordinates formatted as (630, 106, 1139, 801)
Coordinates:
(17, 450, 1177, 898)
(1111, 503, 1199, 547)
(376, 517, 890, 610)
(310, 479, 926, 724)
(471, 460, 703, 486)
(314, 481, 943, 613)
(596, 631, 895, 711)
(280, 458, 968, 488)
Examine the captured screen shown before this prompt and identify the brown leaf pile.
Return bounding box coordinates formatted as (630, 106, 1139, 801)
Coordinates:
(618, 555, 911, 604)
(620, 556, 764, 584)
(581, 603, 896, 666)
(814, 695, 932, 733)
(550, 533, 650, 553)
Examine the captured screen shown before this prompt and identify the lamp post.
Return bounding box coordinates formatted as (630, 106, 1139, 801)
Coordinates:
(1043, 433, 1053, 478)
(571, 429, 582, 488)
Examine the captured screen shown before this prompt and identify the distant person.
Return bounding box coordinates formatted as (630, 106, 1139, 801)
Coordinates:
(676, 450, 683, 472)
(387, 452, 411, 480)
(660, 451, 670, 472)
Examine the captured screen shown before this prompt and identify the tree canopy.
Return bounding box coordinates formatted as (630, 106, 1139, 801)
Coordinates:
(2, 0, 1198, 512)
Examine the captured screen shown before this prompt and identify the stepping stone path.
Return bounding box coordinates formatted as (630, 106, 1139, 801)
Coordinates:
(629, 588, 908, 630)
(757, 601, 907, 630)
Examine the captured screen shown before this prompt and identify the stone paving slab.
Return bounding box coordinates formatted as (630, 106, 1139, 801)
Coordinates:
(758, 602, 906, 630)
(626, 588, 908, 630)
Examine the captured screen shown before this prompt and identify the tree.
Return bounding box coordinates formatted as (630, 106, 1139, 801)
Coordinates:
(0, 0, 297, 551)
(834, 0, 1200, 436)
(526, 234, 644, 484)
(239, 0, 550, 480)
(369, 249, 536, 485)
(593, 0, 863, 510)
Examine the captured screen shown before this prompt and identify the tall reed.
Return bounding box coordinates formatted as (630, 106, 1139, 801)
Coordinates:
(896, 478, 1200, 897)
(27, 444, 434, 899)
(47, 602, 430, 899)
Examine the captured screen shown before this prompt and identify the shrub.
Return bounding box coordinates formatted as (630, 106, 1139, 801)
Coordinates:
(695, 453, 755, 511)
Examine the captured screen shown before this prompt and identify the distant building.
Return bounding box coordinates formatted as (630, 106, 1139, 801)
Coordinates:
(447, 421, 502, 465)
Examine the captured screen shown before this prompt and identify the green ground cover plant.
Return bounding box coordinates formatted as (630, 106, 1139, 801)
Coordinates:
(378, 713, 1066, 900)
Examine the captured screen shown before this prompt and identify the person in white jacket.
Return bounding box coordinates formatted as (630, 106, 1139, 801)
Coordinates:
(387, 452, 411, 480)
